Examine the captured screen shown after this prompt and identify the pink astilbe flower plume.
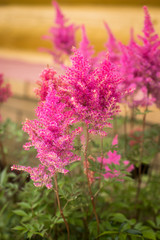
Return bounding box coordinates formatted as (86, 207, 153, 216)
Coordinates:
(78, 25, 104, 70)
(59, 48, 127, 135)
(119, 6, 160, 108)
(53, 0, 67, 25)
(35, 68, 57, 101)
(97, 135, 134, 180)
(112, 134, 118, 146)
(104, 22, 121, 64)
(79, 25, 94, 60)
(42, 1, 78, 64)
(12, 79, 82, 189)
(11, 45, 131, 188)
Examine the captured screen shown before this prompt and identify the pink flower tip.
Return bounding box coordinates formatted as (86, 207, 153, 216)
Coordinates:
(112, 134, 118, 146)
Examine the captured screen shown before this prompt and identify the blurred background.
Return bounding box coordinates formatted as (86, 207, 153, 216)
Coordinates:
(0, 0, 160, 123)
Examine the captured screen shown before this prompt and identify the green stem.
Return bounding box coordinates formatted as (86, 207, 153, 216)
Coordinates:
(130, 107, 135, 131)
(135, 106, 148, 207)
(98, 136, 104, 189)
(84, 125, 100, 235)
(124, 104, 127, 156)
(0, 140, 6, 169)
(54, 174, 70, 240)
(113, 116, 117, 135)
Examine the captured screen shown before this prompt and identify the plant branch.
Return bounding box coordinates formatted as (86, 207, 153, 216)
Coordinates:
(0, 139, 7, 169)
(98, 136, 104, 189)
(54, 174, 70, 240)
(84, 125, 100, 235)
(135, 105, 148, 207)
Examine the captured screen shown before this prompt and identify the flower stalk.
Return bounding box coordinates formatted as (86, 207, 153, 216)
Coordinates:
(54, 174, 70, 240)
(84, 125, 100, 235)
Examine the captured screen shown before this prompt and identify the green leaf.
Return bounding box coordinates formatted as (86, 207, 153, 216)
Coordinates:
(12, 226, 25, 231)
(13, 210, 28, 217)
(18, 202, 31, 209)
(0, 203, 8, 215)
(0, 168, 7, 186)
(55, 218, 64, 224)
(97, 231, 118, 238)
(147, 220, 156, 228)
(119, 233, 127, 240)
(110, 213, 127, 223)
(156, 231, 160, 239)
(69, 161, 80, 171)
(156, 216, 160, 227)
(144, 109, 152, 114)
(125, 229, 143, 236)
(142, 230, 156, 240)
(128, 219, 136, 226)
(27, 232, 34, 239)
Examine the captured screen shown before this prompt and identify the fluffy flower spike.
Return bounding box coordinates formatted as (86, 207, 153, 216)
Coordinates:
(79, 25, 94, 60)
(42, 1, 78, 64)
(97, 135, 134, 180)
(104, 22, 121, 63)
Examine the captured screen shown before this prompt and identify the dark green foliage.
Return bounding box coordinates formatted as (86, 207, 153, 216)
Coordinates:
(1, 116, 160, 239)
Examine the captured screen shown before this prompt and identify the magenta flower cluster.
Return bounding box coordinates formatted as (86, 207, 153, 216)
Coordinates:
(119, 6, 160, 108)
(43, 1, 78, 64)
(12, 46, 129, 188)
(97, 135, 134, 180)
(59, 48, 126, 135)
(12, 80, 82, 188)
